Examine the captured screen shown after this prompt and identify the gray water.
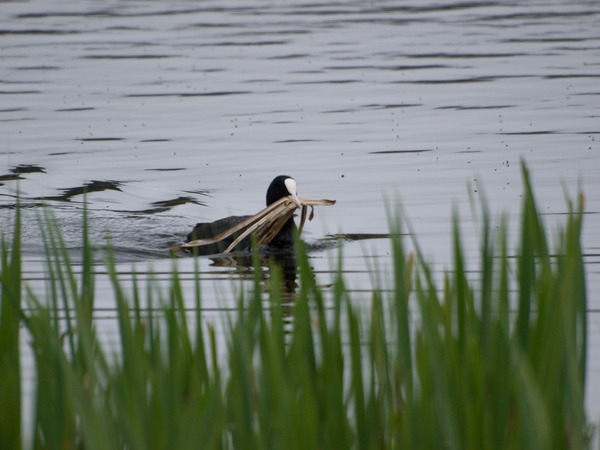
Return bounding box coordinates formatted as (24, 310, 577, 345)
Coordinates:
(2, 0, 600, 432)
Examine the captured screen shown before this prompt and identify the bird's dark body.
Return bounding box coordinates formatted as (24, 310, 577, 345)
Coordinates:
(186, 215, 251, 255)
(185, 175, 297, 256)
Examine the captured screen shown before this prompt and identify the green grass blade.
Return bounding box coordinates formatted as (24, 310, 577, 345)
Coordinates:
(0, 199, 22, 450)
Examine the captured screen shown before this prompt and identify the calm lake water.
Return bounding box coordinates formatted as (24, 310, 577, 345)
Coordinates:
(2, 0, 600, 433)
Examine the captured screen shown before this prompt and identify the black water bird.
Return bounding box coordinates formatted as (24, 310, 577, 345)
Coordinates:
(186, 175, 301, 255)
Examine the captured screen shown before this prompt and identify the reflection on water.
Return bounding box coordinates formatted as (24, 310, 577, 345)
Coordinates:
(1, 0, 600, 422)
(210, 250, 299, 298)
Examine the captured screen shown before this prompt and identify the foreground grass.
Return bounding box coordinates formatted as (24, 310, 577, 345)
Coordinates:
(0, 164, 590, 449)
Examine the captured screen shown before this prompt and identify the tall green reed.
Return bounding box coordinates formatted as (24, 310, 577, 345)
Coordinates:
(0, 202, 22, 450)
(0, 163, 590, 449)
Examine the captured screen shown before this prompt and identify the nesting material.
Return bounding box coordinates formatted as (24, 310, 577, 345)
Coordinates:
(172, 196, 335, 254)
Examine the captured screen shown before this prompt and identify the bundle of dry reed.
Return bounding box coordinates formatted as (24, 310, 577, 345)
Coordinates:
(171, 197, 335, 254)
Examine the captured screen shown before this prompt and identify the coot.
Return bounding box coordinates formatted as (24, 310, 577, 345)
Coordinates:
(186, 175, 301, 255)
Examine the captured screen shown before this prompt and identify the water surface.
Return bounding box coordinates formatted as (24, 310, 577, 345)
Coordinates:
(2, 0, 600, 427)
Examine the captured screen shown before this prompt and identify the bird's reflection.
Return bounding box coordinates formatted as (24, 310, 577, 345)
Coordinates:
(206, 247, 298, 304)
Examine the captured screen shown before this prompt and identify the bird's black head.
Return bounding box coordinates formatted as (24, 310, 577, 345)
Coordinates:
(266, 175, 300, 207)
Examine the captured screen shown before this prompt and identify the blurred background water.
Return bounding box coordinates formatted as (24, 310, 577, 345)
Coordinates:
(1, 0, 599, 429)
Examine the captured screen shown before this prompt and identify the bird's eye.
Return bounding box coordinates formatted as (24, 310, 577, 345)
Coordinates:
(284, 178, 297, 196)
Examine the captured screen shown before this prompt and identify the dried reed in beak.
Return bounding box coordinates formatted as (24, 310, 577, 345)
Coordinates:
(171, 197, 335, 254)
